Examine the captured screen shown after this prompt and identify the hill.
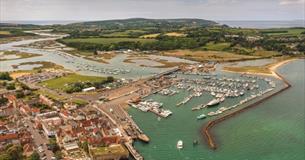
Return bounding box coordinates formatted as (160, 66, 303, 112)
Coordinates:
(66, 18, 218, 29)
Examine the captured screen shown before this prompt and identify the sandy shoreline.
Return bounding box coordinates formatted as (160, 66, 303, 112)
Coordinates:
(222, 58, 298, 79)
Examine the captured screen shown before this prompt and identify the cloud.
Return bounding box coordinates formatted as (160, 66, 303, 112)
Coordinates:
(279, 0, 305, 5)
(1, 0, 303, 21)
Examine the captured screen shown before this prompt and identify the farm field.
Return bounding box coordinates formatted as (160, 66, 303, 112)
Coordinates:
(0, 31, 11, 35)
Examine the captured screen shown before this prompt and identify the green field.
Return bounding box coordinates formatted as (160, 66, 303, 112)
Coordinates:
(40, 74, 106, 90)
(207, 27, 258, 35)
(252, 50, 279, 57)
(62, 37, 156, 45)
(260, 28, 305, 36)
(102, 30, 146, 37)
(201, 42, 231, 51)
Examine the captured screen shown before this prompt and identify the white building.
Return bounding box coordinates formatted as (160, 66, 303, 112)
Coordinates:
(82, 87, 96, 92)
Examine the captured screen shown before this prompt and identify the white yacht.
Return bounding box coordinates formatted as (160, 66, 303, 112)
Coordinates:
(177, 140, 183, 149)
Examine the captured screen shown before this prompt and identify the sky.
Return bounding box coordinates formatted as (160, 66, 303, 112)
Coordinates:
(0, 0, 304, 21)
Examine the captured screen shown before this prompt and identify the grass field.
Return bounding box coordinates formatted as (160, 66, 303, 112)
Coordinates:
(62, 37, 156, 45)
(165, 32, 187, 37)
(260, 28, 305, 36)
(162, 50, 258, 62)
(102, 30, 146, 37)
(251, 50, 279, 57)
(223, 65, 272, 74)
(207, 27, 258, 35)
(140, 33, 160, 38)
(200, 42, 231, 51)
(40, 74, 106, 90)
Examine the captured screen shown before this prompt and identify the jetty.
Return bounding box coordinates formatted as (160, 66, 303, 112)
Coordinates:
(125, 142, 144, 160)
(202, 70, 292, 150)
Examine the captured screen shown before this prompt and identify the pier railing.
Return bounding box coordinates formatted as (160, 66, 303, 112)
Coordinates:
(202, 70, 291, 150)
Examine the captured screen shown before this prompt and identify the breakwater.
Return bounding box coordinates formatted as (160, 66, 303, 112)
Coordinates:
(202, 70, 292, 150)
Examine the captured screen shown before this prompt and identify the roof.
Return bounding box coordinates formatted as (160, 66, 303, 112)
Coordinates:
(5, 95, 16, 102)
(0, 133, 18, 142)
(63, 142, 79, 151)
(102, 136, 120, 146)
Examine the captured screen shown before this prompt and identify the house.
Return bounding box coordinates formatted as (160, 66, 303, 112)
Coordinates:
(41, 117, 62, 138)
(35, 111, 62, 138)
(64, 103, 77, 110)
(0, 133, 19, 143)
(0, 103, 17, 117)
(63, 141, 79, 153)
(39, 95, 54, 106)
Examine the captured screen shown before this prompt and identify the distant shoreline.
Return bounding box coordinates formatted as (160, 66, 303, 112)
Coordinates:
(217, 20, 305, 29)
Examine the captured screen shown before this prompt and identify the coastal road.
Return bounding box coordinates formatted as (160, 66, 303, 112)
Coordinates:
(25, 117, 54, 160)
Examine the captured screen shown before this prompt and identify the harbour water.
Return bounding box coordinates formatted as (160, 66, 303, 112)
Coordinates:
(0, 33, 194, 79)
(128, 59, 304, 160)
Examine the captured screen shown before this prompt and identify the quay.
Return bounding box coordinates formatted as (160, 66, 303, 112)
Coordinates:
(202, 70, 292, 150)
(125, 141, 144, 160)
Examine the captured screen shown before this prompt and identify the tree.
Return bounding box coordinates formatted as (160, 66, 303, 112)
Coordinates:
(0, 96, 8, 105)
(6, 83, 16, 90)
(7, 145, 24, 160)
(0, 72, 12, 81)
(80, 141, 89, 154)
(16, 91, 25, 99)
(106, 76, 114, 83)
(28, 151, 40, 160)
(54, 151, 62, 160)
(0, 154, 10, 160)
(48, 138, 60, 153)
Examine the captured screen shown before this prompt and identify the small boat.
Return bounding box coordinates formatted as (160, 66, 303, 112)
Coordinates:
(193, 140, 198, 145)
(157, 117, 161, 121)
(207, 99, 220, 107)
(177, 140, 183, 149)
(196, 114, 206, 120)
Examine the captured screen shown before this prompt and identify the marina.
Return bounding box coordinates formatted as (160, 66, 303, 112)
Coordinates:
(128, 59, 304, 160)
(0, 29, 303, 160)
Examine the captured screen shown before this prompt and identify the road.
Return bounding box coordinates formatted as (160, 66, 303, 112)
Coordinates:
(25, 117, 54, 160)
